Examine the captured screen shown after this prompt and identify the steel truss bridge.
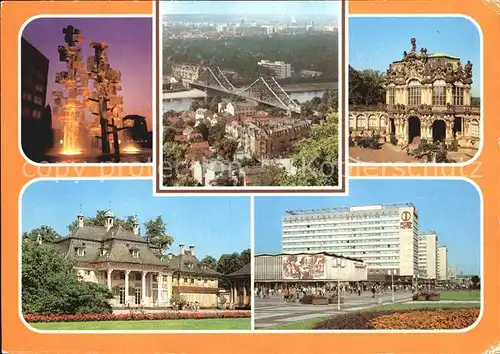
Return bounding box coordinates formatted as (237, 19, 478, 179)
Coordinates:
(187, 66, 301, 114)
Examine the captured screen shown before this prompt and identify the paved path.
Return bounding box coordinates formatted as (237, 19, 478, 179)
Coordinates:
(349, 146, 423, 163)
(254, 292, 413, 329)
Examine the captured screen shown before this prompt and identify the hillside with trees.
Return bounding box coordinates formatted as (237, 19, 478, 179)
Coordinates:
(164, 34, 339, 84)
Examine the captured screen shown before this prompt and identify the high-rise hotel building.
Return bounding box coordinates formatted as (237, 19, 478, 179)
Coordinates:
(281, 203, 419, 282)
(418, 232, 439, 281)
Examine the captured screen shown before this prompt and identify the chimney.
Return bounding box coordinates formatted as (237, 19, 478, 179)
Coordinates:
(77, 212, 84, 228)
(179, 243, 185, 255)
(189, 245, 195, 256)
(133, 217, 139, 235)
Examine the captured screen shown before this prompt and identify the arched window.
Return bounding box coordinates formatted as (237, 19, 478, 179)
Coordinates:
(453, 85, 464, 106)
(357, 115, 366, 129)
(407, 80, 421, 106)
(432, 80, 446, 106)
(368, 116, 378, 128)
(471, 120, 479, 138)
(380, 116, 386, 128)
(349, 116, 355, 128)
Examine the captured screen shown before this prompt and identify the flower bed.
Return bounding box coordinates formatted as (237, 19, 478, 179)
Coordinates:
(24, 311, 251, 323)
(412, 292, 441, 301)
(371, 309, 479, 330)
(314, 308, 479, 330)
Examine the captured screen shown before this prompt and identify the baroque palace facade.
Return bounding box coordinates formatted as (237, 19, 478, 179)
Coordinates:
(53, 210, 221, 309)
(350, 38, 480, 149)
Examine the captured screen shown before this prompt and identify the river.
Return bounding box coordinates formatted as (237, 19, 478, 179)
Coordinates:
(163, 90, 328, 112)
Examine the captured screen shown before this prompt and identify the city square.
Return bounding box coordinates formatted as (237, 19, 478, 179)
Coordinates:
(253, 179, 481, 330)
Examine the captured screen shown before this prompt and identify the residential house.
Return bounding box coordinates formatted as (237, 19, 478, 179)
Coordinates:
(192, 160, 241, 186)
(218, 99, 259, 118)
(185, 141, 212, 162)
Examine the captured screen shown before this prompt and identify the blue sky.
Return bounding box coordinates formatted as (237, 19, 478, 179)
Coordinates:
(349, 17, 481, 96)
(162, 1, 339, 17)
(22, 180, 250, 259)
(254, 179, 481, 275)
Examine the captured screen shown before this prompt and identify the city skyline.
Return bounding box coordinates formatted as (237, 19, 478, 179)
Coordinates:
(254, 179, 481, 275)
(162, 1, 339, 19)
(22, 17, 153, 128)
(22, 180, 250, 259)
(349, 17, 481, 96)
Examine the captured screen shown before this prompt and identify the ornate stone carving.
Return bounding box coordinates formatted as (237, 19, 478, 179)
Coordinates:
(411, 38, 417, 52)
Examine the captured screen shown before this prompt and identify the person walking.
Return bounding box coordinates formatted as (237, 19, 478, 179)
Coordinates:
(371, 286, 376, 298)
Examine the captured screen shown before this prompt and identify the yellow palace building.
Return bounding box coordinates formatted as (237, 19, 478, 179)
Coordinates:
(53, 210, 221, 309)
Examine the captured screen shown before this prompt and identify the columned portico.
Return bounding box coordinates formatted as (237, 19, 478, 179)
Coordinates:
(125, 270, 130, 305)
(226, 263, 251, 308)
(158, 273, 163, 302)
(107, 269, 113, 290)
(142, 271, 148, 305)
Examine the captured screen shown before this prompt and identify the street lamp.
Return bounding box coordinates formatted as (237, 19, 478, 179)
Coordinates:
(388, 269, 397, 302)
(334, 258, 346, 310)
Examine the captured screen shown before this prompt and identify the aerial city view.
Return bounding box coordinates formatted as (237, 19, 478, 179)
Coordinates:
(254, 179, 481, 330)
(348, 17, 481, 163)
(161, 1, 341, 187)
(21, 17, 153, 163)
(21, 180, 251, 330)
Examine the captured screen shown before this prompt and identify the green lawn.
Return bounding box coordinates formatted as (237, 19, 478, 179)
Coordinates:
(438, 290, 480, 301)
(268, 298, 481, 330)
(30, 318, 251, 330)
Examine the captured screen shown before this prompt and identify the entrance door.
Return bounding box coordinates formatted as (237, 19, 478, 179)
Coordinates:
(432, 120, 446, 142)
(119, 286, 126, 305)
(408, 116, 421, 144)
(134, 287, 141, 305)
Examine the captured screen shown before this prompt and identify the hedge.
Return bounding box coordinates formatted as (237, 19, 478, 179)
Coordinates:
(25, 311, 251, 323)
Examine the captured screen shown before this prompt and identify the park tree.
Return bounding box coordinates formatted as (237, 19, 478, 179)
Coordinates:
(174, 176, 200, 187)
(163, 141, 188, 186)
(239, 249, 251, 266)
(163, 126, 177, 142)
(200, 255, 218, 270)
(22, 240, 113, 315)
(253, 163, 287, 186)
(23, 225, 60, 243)
(215, 138, 239, 161)
(143, 216, 174, 253)
(195, 122, 210, 141)
(284, 111, 339, 186)
(348, 66, 386, 106)
(216, 249, 251, 289)
(208, 122, 226, 145)
(471, 275, 480, 289)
